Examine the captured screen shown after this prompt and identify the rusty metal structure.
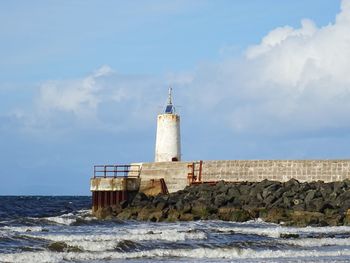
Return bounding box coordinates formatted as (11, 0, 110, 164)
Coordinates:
(159, 178, 169, 194)
(187, 160, 216, 185)
(91, 164, 141, 212)
(187, 161, 203, 184)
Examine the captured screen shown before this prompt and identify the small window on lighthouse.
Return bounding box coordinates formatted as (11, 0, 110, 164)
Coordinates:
(171, 157, 179, 162)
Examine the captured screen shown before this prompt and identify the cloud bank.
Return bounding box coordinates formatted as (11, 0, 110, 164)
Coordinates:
(7, 0, 350, 141)
(187, 0, 350, 136)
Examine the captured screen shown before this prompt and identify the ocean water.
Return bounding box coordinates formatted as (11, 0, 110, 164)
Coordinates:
(1, 197, 350, 262)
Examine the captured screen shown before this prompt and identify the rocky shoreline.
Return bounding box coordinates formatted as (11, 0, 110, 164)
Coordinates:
(95, 179, 350, 227)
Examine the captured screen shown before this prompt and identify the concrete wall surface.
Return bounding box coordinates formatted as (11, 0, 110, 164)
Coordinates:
(135, 161, 190, 193)
(137, 160, 350, 193)
(90, 177, 141, 191)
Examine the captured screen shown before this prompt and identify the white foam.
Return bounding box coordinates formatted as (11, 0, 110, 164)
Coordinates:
(282, 237, 350, 247)
(77, 230, 205, 251)
(0, 226, 43, 233)
(3, 247, 350, 262)
(213, 225, 350, 238)
(0, 251, 62, 263)
(241, 218, 277, 226)
(43, 209, 93, 225)
(44, 215, 76, 225)
(64, 240, 118, 251)
(26, 229, 206, 247)
(74, 209, 93, 218)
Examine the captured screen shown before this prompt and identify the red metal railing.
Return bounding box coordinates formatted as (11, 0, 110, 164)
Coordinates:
(93, 164, 141, 178)
(187, 160, 217, 185)
(187, 161, 203, 184)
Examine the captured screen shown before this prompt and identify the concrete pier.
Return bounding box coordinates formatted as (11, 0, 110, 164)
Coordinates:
(90, 165, 141, 212)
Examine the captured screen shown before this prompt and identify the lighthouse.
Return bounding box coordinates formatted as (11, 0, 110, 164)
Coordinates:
(155, 87, 181, 162)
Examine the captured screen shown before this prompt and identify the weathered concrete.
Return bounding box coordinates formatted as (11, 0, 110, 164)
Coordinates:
(140, 179, 167, 196)
(90, 177, 141, 191)
(137, 160, 350, 193)
(135, 161, 190, 193)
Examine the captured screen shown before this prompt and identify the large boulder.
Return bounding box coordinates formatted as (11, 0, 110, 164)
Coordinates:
(343, 209, 350, 225)
(260, 208, 287, 224)
(148, 210, 166, 222)
(131, 192, 149, 207)
(262, 183, 281, 199)
(215, 181, 230, 194)
(227, 187, 240, 202)
(191, 200, 211, 219)
(166, 208, 181, 222)
(179, 213, 194, 221)
(288, 211, 326, 227)
(116, 207, 138, 220)
(238, 184, 251, 196)
(284, 178, 300, 190)
(306, 197, 325, 212)
(304, 190, 316, 205)
(93, 207, 113, 219)
(214, 193, 228, 207)
(217, 207, 251, 222)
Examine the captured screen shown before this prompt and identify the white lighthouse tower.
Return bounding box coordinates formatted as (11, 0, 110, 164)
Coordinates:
(155, 87, 181, 162)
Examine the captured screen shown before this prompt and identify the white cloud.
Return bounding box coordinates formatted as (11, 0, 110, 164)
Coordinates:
(6, 0, 350, 140)
(246, 19, 317, 60)
(245, 1, 350, 90)
(37, 65, 114, 119)
(181, 0, 350, 136)
(22, 65, 168, 135)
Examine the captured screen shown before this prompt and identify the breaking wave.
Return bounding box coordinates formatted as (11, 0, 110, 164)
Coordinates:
(211, 223, 350, 239)
(0, 226, 44, 233)
(282, 237, 350, 247)
(2, 196, 350, 263)
(2, 247, 350, 263)
(22, 228, 207, 252)
(42, 209, 93, 226)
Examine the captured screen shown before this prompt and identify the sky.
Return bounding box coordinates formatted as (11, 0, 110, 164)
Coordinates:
(1, 0, 349, 195)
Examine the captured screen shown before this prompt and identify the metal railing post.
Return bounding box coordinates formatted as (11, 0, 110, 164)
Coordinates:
(93, 164, 141, 178)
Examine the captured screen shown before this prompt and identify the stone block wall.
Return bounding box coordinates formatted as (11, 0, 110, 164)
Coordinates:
(136, 160, 350, 193)
(201, 160, 350, 182)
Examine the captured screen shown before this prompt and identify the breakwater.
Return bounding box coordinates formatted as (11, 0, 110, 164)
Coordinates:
(96, 179, 350, 227)
(137, 160, 350, 193)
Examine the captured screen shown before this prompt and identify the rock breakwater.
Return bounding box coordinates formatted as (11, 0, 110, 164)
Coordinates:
(95, 179, 350, 226)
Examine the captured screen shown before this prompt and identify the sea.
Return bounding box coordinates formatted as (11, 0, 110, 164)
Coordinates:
(1, 197, 350, 263)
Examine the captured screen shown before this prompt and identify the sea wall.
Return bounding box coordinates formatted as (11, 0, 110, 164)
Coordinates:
(136, 160, 350, 193)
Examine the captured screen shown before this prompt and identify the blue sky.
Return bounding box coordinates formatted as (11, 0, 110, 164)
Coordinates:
(1, 0, 349, 195)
